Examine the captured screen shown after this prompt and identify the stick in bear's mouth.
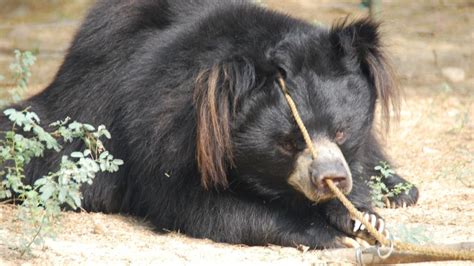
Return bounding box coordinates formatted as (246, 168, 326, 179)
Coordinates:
(287, 137, 352, 202)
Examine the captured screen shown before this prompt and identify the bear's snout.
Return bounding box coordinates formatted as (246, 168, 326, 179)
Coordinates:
(287, 137, 353, 202)
(309, 137, 353, 199)
(310, 158, 351, 196)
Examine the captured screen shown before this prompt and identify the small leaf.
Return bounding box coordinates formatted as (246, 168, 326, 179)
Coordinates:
(3, 108, 16, 116)
(69, 192, 82, 209)
(99, 151, 109, 160)
(58, 187, 67, 203)
(83, 124, 95, 131)
(71, 152, 84, 158)
(102, 129, 111, 139)
(83, 149, 92, 157)
(39, 183, 55, 202)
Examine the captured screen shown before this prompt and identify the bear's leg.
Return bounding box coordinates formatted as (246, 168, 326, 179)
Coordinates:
(153, 191, 357, 249)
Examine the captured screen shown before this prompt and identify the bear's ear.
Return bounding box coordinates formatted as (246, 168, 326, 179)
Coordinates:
(193, 59, 255, 189)
(330, 18, 400, 130)
(330, 18, 381, 59)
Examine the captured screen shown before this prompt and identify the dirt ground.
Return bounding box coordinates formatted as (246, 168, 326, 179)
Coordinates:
(0, 0, 473, 265)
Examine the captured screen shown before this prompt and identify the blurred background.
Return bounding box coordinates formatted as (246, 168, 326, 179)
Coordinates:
(0, 0, 472, 93)
(0, 0, 473, 259)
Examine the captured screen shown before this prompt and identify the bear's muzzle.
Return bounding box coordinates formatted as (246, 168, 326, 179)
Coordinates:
(287, 137, 352, 202)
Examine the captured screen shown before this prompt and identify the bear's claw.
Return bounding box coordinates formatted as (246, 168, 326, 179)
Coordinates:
(385, 196, 415, 209)
(340, 236, 371, 248)
(352, 212, 390, 242)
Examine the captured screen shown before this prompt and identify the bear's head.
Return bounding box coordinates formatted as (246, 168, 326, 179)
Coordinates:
(193, 17, 398, 203)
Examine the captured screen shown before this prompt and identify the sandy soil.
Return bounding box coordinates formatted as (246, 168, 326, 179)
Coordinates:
(1, 0, 473, 264)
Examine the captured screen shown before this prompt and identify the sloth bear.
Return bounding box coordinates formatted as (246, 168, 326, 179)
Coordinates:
(2, 0, 418, 248)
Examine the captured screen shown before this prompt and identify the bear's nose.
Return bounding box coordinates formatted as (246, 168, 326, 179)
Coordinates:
(306, 138, 353, 197)
(287, 137, 353, 202)
(310, 160, 351, 193)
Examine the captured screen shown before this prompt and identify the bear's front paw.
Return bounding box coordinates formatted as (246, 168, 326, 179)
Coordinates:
(325, 205, 388, 245)
(384, 185, 419, 209)
(351, 212, 390, 245)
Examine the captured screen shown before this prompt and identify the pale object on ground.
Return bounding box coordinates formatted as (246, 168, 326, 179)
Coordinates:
(442, 67, 466, 83)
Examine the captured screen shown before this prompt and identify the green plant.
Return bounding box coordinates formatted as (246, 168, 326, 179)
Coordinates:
(368, 161, 414, 207)
(0, 50, 37, 107)
(0, 109, 123, 255)
(0, 50, 123, 256)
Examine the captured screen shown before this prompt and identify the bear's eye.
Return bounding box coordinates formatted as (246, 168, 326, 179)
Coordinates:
(277, 138, 300, 155)
(279, 142, 296, 153)
(335, 131, 347, 144)
(278, 135, 306, 156)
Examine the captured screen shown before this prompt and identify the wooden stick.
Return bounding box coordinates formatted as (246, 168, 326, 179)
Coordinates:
(318, 242, 474, 264)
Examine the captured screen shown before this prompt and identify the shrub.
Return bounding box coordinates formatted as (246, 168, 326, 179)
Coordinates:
(0, 50, 123, 256)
